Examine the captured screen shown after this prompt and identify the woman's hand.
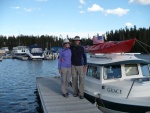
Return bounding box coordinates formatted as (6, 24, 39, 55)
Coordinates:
(59, 69, 62, 74)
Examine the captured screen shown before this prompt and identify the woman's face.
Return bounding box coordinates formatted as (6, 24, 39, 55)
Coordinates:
(64, 43, 70, 48)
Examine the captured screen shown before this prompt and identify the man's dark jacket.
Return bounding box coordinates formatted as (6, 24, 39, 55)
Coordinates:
(70, 45, 87, 66)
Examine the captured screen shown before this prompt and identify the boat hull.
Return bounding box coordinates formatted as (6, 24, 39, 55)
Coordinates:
(88, 38, 136, 53)
(84, 93, 150, 113)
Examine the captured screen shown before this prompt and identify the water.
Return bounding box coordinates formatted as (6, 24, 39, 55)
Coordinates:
(0, 59, 59, 113)
(0, 54, 150, 113)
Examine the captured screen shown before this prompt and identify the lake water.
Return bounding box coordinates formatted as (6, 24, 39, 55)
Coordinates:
(0, 59, 59, 113)
(0, 54, 150, 113)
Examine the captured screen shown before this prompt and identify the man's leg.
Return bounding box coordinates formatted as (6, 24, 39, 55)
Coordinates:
(77, 66, 85, 97)
(71, 65, 78, 96)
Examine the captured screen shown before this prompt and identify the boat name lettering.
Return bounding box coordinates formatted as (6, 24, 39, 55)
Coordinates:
(107, 88, 122, 94)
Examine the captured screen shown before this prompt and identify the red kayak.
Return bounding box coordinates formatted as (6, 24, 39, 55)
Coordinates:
(88, 38, 136, 53)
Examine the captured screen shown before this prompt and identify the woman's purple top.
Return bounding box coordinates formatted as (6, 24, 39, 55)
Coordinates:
(58, 48, 71, 70)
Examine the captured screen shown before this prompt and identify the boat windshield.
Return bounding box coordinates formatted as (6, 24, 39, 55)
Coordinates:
(31, 48, 43, 53)
(141, 64, 150, 76)
(103, 65, 121, 80)
(86, 65, 100, 80)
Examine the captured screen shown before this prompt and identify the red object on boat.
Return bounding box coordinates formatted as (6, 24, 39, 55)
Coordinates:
(88, 38, 136, 53)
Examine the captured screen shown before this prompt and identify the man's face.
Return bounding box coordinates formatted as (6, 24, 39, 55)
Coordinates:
(75, 40, 80, 45)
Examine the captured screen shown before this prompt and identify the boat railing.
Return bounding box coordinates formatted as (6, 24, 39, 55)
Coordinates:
(90, 54, 112, 59)
(131, 77, 150, 83)
(126, 77, 150, 99)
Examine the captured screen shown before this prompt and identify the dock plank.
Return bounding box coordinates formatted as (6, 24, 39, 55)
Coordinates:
(36, 77, 102, 113)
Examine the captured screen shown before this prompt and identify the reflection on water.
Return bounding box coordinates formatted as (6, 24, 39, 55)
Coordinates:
(0, 59, 59, 113)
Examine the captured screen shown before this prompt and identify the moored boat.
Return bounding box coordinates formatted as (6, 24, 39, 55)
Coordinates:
(11, 46, 29, 56)
(84, 53, 150, 113)
(87, 38, 136, 53)
(43, 50, 59, 60)
(26, 44, 44, 60)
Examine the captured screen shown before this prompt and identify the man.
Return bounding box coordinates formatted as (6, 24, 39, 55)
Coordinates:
(70, 36, 87, 99)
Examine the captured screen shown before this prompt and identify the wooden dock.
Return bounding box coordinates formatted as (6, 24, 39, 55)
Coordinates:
(36, 77, 103, 113)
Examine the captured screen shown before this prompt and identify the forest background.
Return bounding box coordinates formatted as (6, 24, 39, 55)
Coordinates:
(0, 26, 150, 53)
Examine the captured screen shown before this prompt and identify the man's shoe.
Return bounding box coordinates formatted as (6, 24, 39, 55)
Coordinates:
(79, 96, 84, 99)
(73, 94, 78, 97)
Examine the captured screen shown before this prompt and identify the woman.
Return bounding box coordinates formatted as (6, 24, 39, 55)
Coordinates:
(58, 39, 71, 98)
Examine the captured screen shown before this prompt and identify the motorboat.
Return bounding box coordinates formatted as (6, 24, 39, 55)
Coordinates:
(84, 53, 150, 113)
(26, 44, 44, 60)
(0, 47, 9, 53)
(11, 46, 29, 56)
(43, 50, 59, 60)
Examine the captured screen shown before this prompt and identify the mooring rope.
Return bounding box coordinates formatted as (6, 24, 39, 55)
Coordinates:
(136, 39, 150, 54)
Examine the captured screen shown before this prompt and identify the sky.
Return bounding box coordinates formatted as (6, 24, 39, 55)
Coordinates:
(0, 0, 150, 38)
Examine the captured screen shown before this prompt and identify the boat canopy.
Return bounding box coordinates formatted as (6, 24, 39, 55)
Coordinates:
(87, 54, 150, 66)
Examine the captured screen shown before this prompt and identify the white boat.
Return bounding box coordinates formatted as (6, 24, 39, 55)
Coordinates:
(11, 46, 29, 56)
(43, 50, 59, 60)
(26, 44, 44, 60)
(0, 47, 9, 53)
(84, 53, 150, 113)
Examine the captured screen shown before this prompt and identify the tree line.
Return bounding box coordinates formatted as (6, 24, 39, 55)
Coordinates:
(106, 26, 150, 53)
(0, 26, 150, 53)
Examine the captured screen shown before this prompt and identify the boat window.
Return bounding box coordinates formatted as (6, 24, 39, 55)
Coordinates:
(141, 64, 150, 76)
(103, 65, 121, 80)
(86, 65, 100, 80)
(125, 64, 139, 76)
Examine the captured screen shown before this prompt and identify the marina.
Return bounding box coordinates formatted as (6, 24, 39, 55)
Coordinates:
(36, 77, 102, 113)
(1, 0, 150, 112)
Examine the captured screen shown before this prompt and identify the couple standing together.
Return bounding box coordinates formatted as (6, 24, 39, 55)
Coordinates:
(58, 36, 87, 99)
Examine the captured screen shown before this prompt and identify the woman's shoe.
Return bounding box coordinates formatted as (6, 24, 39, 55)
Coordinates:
(62, 94, 68, 98)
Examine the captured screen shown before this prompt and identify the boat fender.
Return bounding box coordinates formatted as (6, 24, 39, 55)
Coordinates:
(94, 92, 99, 107)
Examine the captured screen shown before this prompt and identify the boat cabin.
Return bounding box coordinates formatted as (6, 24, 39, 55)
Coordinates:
(86, 53, 150, 84)
(26, 44, 44, 59)
(12, 46, 29, 56)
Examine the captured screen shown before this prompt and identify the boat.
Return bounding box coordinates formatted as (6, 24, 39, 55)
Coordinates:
(26, 44, 44, 60)
(87, 38, 136, 53)
(84, 53, 150, 113)
(0, 50, 6, 56)
(11, 46, 29, 56)
(43, 50, 59, 60)
(0, 47, 9, 53)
